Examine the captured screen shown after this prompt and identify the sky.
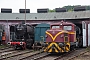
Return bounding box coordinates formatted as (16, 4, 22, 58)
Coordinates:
(0, 0, 90, 13)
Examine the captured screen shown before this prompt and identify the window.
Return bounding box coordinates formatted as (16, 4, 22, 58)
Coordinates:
(63, 26, 72, 30)
(52, 26, 60, 29)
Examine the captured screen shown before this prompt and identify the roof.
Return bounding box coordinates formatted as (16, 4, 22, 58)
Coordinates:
(0, 10, 90, 20)
(51, 21, 75, 26)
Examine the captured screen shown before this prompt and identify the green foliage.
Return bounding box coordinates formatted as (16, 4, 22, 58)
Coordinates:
(62, 5, 90, 12)
(63, 5, 74, 12)
(0, 45, 8, 49)
(49, 9, 55, 12)
(48, 5, 90, 12)
(86, 6, 90, 10)
(86, 46, 90, 52)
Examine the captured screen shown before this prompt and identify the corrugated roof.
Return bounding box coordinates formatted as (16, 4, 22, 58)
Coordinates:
(0, 10, 90, 20)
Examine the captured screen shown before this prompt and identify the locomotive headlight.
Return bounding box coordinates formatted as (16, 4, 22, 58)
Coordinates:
(7, 42, 11, 45)
(45, 35, 48, 38)
(17, 28, 22, 30)
(60, 34, 64, 38)
(60, 24, 62, 25)
(59, 43, 63, 47)
(22, 39, 24, 41)
(20, 42, 23, 45)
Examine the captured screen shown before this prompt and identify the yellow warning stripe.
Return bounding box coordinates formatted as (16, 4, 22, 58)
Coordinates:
(69, 32, 75, 34)
(46, 31, 64, 41)
(48, 48, 52, 52)
(54, 48, 58, 53)
(54, 43, 63, 51)
(65, 43, 70, 52)
(67, 43, 70, 48)
(46, 31, 75, 41)
(44, 42, 70, 53)
(44, 42, 64, 52)
(44, 43, 53, 51)
(65, 47, 69, 52)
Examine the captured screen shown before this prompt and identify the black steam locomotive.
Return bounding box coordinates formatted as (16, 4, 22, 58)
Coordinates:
(8, 23, 34, 49)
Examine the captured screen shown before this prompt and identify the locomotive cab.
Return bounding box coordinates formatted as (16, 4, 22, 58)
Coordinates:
(43, 21, 76, 53)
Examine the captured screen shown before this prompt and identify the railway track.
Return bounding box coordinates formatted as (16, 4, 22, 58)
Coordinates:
(0, 50, 21, 58)
(19, 50, 74, 60)
(18, 50, 44, 60)
(53, 50, 75, 60)
(54, 48, 87, 60)
(34, 51, 70, 60)
(19, 51, 49, 60)
(0, 47, 87, 60)
(68, 50, 89, 60)
(8, 50, 39, 60)
(33, 48, 87, 60)
(0, 46, 12, 50)
(0, 48, 14, 54)
(38, 54, 59, 60)
(0, 49, 34, 60)
(0, 47, 9, 50)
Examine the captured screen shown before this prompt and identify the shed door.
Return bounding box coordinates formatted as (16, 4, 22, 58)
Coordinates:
(0, 32, 2, 40)
(82, 22, 86, 47)
(88, 24, 90, 46)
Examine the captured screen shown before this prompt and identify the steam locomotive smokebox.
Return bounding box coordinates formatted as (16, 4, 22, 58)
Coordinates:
(16, 24, 24, 36)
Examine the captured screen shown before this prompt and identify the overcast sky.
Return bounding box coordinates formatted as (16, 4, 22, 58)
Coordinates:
(0, 0, 90, 13)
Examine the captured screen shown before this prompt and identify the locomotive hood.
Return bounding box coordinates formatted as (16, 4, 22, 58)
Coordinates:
(46, 29, 68, 35)
(45, 29, 69, 42)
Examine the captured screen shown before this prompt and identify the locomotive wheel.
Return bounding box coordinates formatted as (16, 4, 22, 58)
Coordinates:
(13, 45, 18, 50)
(70, 45, 75, 51)
(13, 45, 22, 50)
(33, 42, 42, 50)
(34, 42, 41, 46)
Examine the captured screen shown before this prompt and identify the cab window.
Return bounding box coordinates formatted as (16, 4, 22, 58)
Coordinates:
(63, 26, 72, 30)
(51, 26, 60, 29)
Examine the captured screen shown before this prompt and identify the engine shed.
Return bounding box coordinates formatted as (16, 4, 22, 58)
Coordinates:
(0, 9, 90, 47)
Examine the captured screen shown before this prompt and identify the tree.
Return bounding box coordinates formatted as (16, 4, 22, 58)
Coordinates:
(49, 9, 55, 12)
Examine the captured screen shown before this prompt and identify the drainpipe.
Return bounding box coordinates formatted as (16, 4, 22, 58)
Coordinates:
(86, 23, 88, 47)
